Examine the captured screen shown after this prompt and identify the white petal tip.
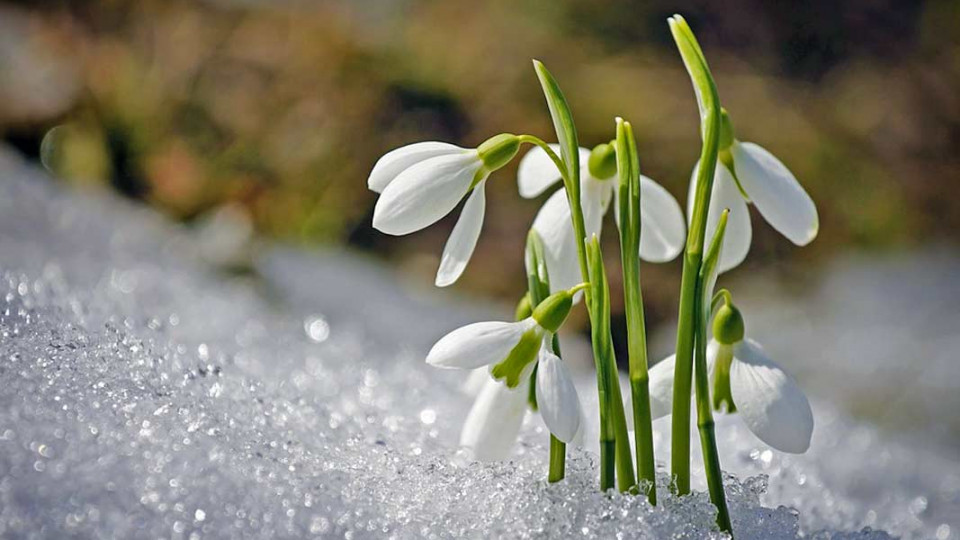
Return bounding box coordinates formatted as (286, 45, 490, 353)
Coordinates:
(730, 339, 815, 454)
(536, 352, 582, 443)
(793, 223, 819, 246)
(434, 263, 465, 287)
(371, 210, 409, 236)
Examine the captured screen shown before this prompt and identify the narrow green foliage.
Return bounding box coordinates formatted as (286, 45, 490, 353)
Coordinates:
(615, 118, 658, 504)
(667, 14, 723, 497)
(533, 60, 581, 204)
(700, 210, 728, 325)
(695, 210, 732, 534)
(524, 229, 566, 482)
(534, 61, 634, 492)
(525, 230, 550, 300)
(586, 237, 636, 493)
(586, 237, 615, 491)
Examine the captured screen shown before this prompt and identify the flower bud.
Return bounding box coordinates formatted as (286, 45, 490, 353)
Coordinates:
(713, 303, 745, 345)
(719, 107, 735, 151)
(477, 133, 520, 172)
(587, 143, 617, 180)
(515, 293, 533, 321)
(531, 289, 573, 333)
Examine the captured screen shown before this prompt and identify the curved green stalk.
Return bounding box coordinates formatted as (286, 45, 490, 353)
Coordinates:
(532, 61, 635, 493)
(586, 237, 635, 492)
(615, 118, 657, 504)
(667, 14, 723, 496)
(695, 211, 732, 534)
(524, 230, 567, 482)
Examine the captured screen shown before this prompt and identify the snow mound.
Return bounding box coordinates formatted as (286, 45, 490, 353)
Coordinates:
(0, 148, 956, 539)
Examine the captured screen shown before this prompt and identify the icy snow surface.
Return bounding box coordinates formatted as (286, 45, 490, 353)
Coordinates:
(0, 147, 958, 539)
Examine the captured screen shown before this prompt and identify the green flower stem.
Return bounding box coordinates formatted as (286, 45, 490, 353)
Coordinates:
(547, 334, 566, 482)
(695, 212, 733, 535)
(668, 14, 722, 496)
(529, 61, 636, 492)
(586, 237, 635, 492)
(610, 366, 636, 493)
(694, 344, 732, 534)
(525, 231, 567, 483)
(615, 118, 657, 504)
(711, 289, 734, 314)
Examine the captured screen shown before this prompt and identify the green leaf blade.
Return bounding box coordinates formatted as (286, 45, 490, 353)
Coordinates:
(533, 60, 580, 197)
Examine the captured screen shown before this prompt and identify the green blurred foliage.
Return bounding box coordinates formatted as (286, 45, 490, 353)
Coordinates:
(2, 0, 959, 325)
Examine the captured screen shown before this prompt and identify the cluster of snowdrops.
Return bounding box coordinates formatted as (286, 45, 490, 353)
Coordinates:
(367, 16, 816, 534)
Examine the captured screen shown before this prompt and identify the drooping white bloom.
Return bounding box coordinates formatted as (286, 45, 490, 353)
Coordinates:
(460, 375, 529, 461)
(534, 346, 581, 442)
(426, 318, 539, 371)
(691, 112, 819, 273)
(518, 144, 686, 293)
(458, 348, 585, 461)
(369, 135, 519, 287)
(648, 337, 814, 454)
(425, 292, 583, 455)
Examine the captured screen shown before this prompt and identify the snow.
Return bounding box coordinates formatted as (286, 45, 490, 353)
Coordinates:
(0, 147, 957, 538)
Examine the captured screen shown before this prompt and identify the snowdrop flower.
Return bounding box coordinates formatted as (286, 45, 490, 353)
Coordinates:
(691, 108, 819, 272)
(426, 287, 584, 454)
(459, 375, 530, 461)
(369, 134, 521, 287)
(518, 143, 686, 293)
(648, 301, 814, 453)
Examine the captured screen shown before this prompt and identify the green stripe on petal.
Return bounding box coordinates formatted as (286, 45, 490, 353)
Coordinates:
(491, 328, 542, 388)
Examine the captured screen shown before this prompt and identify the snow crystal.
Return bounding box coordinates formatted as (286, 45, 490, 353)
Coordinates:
(0, 147, 956, 538)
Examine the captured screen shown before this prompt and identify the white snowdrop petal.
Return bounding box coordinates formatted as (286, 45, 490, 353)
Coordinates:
(517, 145, 591, 198)
(460, 378, 528, 461)
(647, 344, 720, 420)
(730, 339, 814, 453)
(373, 152, 481, 236)
(532, 188, 584, 294)
(706, 339, 722, 383)
(518, 144, 563, 198)
(532, 176, 606, 295)
(535, 348, 582, 443)
(648, 354, 677, 419)
(583, 176, 613, 231)
(426, 319, 536, 369)
(638, 175, 686, 262)
(689, 161, 752, 273)
(435, 182, 486, 287)
(368, 142, 465, 193)
(731, 142, 819, 246)
(461, 368, 491, 397)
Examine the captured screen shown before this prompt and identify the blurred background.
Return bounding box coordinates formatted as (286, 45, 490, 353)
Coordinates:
(1, 0, 959, 351)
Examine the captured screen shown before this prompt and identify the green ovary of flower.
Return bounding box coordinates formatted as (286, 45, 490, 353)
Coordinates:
(587, 142, 617, 180)
(531, 289, 574, 333)
(713, 303, 745, 345)
(477, 133, 521, 173)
